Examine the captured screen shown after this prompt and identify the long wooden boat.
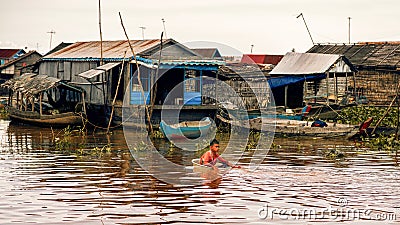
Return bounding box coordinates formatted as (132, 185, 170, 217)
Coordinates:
(7, 107, 82, 127)
(160, 117, 212, 139)
(217, 115, 357, 138)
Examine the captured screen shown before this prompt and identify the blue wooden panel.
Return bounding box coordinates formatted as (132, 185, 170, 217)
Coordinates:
(184, 92, 201, 105)
(130, 91, 150, 105)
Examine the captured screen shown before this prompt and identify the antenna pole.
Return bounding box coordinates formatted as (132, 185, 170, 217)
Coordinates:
(348, 17, 351, 44)
(162, 18, 167, 39)
(139, 26, 146, 40)
(47, 30, 56, 50)
(296, 13, 314, 45)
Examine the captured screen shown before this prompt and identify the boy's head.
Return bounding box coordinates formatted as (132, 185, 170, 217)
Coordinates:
(210, 139, 220, 153)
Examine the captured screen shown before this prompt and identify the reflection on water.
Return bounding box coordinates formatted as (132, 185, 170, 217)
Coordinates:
(0, 119, 399, 224)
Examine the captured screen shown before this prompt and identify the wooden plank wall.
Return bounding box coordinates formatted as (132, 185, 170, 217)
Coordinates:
(349, 71, 399, 105)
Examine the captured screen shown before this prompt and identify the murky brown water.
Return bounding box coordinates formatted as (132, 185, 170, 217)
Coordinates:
(1, 119, 399, 224)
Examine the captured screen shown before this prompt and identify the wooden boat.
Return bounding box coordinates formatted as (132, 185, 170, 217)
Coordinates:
(1, 73, 84, 127)
(217, 115, 357, 138)
(7, 107, 82, 127)
(160, 117, 212, 139)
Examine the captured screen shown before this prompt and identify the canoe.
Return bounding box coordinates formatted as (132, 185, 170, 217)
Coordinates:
(160, 117, 212, 139)
(7, 107, 82, 127)
(217, 115, 357, 138)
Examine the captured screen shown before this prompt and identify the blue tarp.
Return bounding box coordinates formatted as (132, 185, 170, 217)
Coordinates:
(267, 74, 326, 89)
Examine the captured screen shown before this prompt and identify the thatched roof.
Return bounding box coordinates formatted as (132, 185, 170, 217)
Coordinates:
(1, 73, 81, 96)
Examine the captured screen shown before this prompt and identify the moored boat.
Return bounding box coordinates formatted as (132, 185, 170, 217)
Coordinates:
(217, 114, 357, 138)
(1, 73, 85, 127)
(160, 117, 212, 139)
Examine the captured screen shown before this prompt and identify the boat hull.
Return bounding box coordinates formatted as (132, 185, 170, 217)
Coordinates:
(217, 115, 357, 138)
(8, 107, 82, 127)
(160, 118, 212, 140)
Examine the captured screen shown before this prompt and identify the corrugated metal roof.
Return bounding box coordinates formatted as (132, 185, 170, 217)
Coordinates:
(44, 39, 169, 60)
(78, 62, 121, 79)
(307, 42, 400, 69)
(0, 49, 25, 59)
(241, 54, 283, 65)
(269, 52, 344, 75)
(0, 51, 42, 69)
(191, 48, 221, 58)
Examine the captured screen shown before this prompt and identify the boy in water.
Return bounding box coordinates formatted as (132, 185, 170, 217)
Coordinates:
(200, 139, 241, 169)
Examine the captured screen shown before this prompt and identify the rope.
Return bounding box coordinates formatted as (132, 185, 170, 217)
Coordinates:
(77, 111, 138, 131)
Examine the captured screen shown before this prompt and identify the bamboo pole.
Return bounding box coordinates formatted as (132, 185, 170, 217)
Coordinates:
(148, 32, 163, 126)
(98, 0, 103, 66)
(107, 51, 127, 133)
(371, 95, 397, 135)
(119, 12, 153, 133)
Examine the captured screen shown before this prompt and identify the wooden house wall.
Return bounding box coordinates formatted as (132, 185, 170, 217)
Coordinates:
(349, 71, 399, 105)
(305, 76, 349, 102)
(39, 61, 129, 106)
(203, 78, 270, 110)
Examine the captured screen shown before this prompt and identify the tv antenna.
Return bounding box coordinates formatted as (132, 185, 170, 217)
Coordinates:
(296, 13, 314, 45)
(47, 30, 56, 50)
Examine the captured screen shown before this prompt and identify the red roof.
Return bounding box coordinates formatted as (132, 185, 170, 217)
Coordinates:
(0, 49, 23, 59)
(241, 54, 283, 65)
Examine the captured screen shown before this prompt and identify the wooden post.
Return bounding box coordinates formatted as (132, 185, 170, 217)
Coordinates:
(82, 92, 87, 115)
(24, 95, 28, 111)
(215, 71, 218, 105)
(119, 12, 153, 133)
(326, 73, 329, 105)
(353, 72, 356, 96)
(31, 97, 35, 112)
(16, 92, 19, 109)
(20, 93, 24, 110)
(39, 93, 43, 116)
(8, 90, 12, 107)
(334, 72, 337, 104)
(284, 85, 288, 109)
(345, 72, 348, 95)
(107, 51, 127, 133)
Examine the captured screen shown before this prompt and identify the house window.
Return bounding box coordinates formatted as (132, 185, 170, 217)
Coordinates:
(132, 74, 150, 92)
(184, 69, 200, 92)
(185, 78, 200, 92)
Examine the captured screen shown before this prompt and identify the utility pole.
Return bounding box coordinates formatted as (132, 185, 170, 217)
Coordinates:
(161, 18, 167, 39)
(139, 26, 146, 40)
(250, 44, 254, 53)
(47, 30, 56, 50)
(348, 17, 351, 44)
(296, 13, 314, 45)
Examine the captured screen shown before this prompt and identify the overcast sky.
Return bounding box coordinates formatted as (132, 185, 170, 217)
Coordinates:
(1, 0, 399, 55)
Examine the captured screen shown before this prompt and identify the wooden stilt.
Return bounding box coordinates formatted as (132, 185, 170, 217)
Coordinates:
(326, 73, 329, 105)
(39, 93, 43, 116)
(82, 92, 87, 115)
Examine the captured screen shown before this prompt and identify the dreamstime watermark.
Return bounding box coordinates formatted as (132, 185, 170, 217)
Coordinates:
(257, 198, 397, 221)
(123, 41, 276, 186)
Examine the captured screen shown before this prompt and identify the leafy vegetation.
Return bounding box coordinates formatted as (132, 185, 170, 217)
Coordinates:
(338, 105, 399, 128)
(0, 108, 8, 119)
(363, 134, 400, 152)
